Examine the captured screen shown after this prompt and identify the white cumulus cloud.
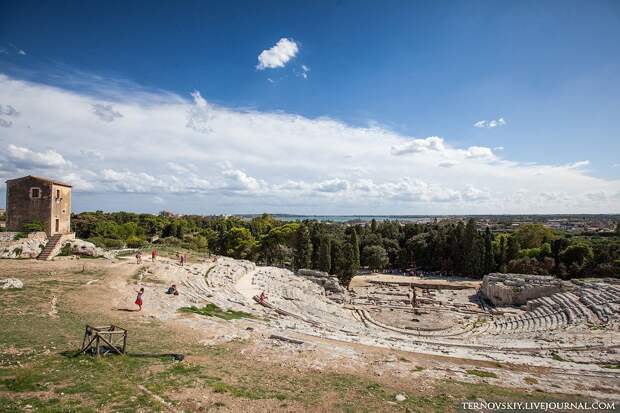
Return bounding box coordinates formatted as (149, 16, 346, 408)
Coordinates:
(474, 117, 506, 129)
(0, 72, 618, 214)
(6, 144, 70, 168)
(391, 136, 446, 155)
(256, 38, 299, 70)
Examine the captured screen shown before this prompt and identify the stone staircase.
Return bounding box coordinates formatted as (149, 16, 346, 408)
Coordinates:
(37, 234, 64, 261)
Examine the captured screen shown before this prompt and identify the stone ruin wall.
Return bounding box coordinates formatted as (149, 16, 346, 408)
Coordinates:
(481, 273, 564, 306)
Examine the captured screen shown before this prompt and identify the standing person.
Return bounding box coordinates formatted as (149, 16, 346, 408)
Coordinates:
(135, 252, 142, 265)
(179, 254, 184, 266)
(151, 249, 157, 262)
(135, 287, 144, 311)
(408, 284, 417, 309)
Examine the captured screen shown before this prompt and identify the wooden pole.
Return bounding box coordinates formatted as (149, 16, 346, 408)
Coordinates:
(97, 334, 123, 355)
(80, 334, 97, 354)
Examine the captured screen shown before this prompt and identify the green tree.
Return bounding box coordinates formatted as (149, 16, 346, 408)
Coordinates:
(163, 222, 178, 238)
(513, 224, 556, 249)
(497, 235, 507, 271)
(560, 244, 593, 267)
(507, 235, 521, 262)
(463, 219, 483, 275)
(349, 228, 360, 273)
(318, 236, 332, 273)
(363, 245, 389, 271)
(227, 227, 257, 260)
(339, 242, 356, 287)
(293, 224, 312, 270)
(483, 227, 495, 274)
(551, 238, 570, 269)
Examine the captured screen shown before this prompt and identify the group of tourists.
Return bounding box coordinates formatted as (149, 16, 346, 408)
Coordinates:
(133, 282, 180, 311)
(135, 249, 159, 264)
(134, 249, 188, 266)
(131, 248, 187, 310)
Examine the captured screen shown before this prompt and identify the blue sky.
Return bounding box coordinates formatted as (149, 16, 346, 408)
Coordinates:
(1, 0, 619, 214)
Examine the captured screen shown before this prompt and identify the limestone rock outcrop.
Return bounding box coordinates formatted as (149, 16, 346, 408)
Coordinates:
(297, 268, 347, 303)
(0, 278, 24, 289)
(61, 238, 105, 257)
(481, 273, 564, 307)
(0, 232, 47, 259)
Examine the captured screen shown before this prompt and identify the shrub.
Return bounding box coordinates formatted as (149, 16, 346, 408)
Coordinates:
(466, 369, 497, 378)
(126, 236, 146, 248)
(13, 232, 28, 240)
(87, 237, 125, 249)
(160, 236, 182, 247)
(179, 304, 254, 320)
(58, 244, 73, 256)
(191, 235, 209, 251)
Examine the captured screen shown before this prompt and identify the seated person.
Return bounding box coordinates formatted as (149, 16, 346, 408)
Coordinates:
(166, 284, 179, 295)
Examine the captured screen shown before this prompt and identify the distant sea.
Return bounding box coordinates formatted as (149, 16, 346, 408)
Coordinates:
(233, 213, 620, 224)
(235, 214, 436, 223)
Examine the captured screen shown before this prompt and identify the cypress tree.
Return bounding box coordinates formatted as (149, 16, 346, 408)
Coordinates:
(463, 219, 478, 275)
(483, 227, 495, 275)
(349, 228, 360, 274)
(339, 242, 355, 287)
(498, 236, 507, 271)
(293, 224, 312, 270)
(330, 239, 343, 276)
(318, 236, 331, 273)
(453, 221, 466, 273)
(507, 235, 521, 262)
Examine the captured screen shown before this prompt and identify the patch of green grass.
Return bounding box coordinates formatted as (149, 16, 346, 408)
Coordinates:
(179, 304, 254, 320)
(1, 368, 47, 392)
(0, 396, 81, 413)
(466, 369, 497, 379)
(404, 393, 451, 412)
(413, 366, 426, 372)
(602, 364, 620, 369)
(523, 377, 538, 385)
(200, 376, 285, 400)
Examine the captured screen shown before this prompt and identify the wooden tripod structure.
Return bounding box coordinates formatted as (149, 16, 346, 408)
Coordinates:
(80, 325, 127, 356)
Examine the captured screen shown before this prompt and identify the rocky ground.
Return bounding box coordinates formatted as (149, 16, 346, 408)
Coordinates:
(0, 256, 618, 412)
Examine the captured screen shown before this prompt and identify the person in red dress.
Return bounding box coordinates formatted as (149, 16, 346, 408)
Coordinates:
(135, 287, 144, 311)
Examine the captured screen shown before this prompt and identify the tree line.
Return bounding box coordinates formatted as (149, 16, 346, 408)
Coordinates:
(70, 211, 620, 285)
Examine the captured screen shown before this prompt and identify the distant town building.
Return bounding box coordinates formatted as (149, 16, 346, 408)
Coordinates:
(5, 175, 72, 235)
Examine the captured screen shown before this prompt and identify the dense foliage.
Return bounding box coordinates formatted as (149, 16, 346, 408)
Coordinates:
(71, 211, 620, 285)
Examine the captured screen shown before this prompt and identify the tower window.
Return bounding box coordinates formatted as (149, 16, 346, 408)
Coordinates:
(30, 187, 41, 198)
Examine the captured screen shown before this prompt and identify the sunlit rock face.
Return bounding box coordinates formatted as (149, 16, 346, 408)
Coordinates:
(481, 273, 564, 306)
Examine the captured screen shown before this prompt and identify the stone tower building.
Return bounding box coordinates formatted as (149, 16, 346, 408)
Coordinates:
(5, 175, 72, 235)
